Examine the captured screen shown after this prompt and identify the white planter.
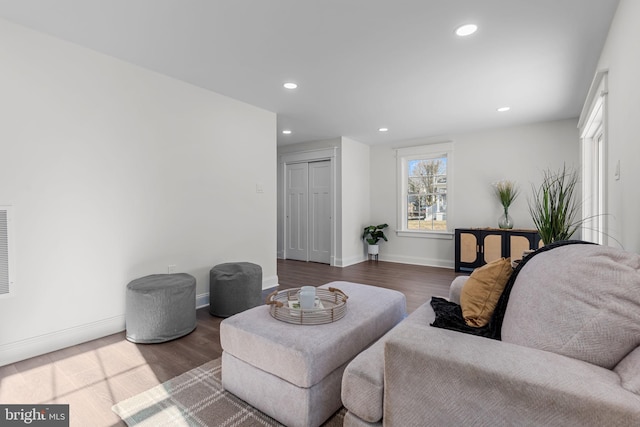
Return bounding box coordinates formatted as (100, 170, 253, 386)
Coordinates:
(367, 244, 379, 255)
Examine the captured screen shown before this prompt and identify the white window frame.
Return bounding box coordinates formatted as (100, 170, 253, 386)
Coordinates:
(578, 69, 608, 245)
(396, 142, 454, 239)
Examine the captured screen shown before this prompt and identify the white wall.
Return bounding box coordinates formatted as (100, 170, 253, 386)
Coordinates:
(339, 138, 370, 266)
(595, 0, 640, 254)
(0, 19, 277, 365)
(370, 119, 579, 268)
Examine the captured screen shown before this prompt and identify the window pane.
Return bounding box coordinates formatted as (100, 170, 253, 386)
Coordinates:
(406, 157, 447, 231)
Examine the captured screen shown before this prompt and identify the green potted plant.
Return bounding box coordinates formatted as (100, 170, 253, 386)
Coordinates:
(362, 223, 389, 255)
(528, 164, 583, 244)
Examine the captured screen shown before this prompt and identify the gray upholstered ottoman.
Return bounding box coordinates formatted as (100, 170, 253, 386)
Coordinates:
(220, 281, 406, 427)
(125, 273, 196, 343)
(209, 262, 262, 317)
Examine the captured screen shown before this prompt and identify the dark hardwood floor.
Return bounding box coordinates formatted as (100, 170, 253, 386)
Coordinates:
(0, 259, 457, 427)
(277, 259, 456, 313)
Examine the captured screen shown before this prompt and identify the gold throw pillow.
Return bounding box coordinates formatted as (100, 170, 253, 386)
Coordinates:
(460, 257, 513, 327)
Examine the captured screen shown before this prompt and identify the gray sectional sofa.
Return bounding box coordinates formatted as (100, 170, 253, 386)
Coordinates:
(341, 243, 640, 426)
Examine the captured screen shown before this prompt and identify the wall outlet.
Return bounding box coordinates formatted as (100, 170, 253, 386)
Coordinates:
(168, 265, 177, 274)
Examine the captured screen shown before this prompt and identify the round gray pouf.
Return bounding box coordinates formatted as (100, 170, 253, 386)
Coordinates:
(126, 273, 196, 343)
(209, 262, 262, 317)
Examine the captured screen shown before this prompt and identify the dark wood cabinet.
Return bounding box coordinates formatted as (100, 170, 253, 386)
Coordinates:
(454, 228, 542, 272)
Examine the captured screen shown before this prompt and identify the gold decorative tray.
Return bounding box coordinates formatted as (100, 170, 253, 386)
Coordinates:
(266, 287, 348, 325)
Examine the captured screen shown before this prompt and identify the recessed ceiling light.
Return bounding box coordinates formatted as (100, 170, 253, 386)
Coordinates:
(282, 130, 292, 135)
(378, 127, 389, 132)
(497, 106, 511, 112)
(283, 82, 298, 89)
(455, 24, 478, 37)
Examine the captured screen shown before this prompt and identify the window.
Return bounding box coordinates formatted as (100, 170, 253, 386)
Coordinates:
(578, 70, 607, 245)
(397, 142, 453, 238)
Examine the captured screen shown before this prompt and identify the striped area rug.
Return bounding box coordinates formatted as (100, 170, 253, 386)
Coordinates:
(112, 357, 345, 426)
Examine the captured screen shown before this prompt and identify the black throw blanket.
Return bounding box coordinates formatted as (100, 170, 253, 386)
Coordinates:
(430, 240, 594, 340)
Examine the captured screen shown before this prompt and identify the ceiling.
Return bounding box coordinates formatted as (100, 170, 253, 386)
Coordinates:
(0, 0, 620, 146)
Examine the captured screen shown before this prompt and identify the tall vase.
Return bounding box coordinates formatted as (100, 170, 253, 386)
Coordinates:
(498, 206, 514, 229)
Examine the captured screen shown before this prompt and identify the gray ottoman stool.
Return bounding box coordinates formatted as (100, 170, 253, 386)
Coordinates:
(126, 273, 196, 343)
(209, 262, 262, 317)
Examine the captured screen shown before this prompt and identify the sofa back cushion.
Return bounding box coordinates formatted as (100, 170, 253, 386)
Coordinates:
(501, 244, 640, 369)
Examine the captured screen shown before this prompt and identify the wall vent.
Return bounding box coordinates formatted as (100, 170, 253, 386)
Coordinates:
(0, 206, 12, 296)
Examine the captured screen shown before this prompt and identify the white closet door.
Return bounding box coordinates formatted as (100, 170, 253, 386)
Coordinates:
(285, 163, 309, 261)
(308, 161, 331, 264)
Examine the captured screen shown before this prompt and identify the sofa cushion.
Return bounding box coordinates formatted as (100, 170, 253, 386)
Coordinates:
(448, 276, 468, 305)
(615, 346, 640, 395)
(460, 257, 513, 327)
(501, 244, 640, 369)
(341, 301, 435, 423)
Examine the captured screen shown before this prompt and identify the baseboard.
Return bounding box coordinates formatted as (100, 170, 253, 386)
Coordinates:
(196, 293, 210, 309)
(379, 254, 454, 269)
(263, 274, 279, 289)
(0, 315, 125, 367)
(336, 254, 367, 267)
(328, 254, 452, 268)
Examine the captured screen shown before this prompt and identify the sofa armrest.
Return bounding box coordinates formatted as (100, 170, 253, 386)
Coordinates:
(383, 323, 640, 426)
